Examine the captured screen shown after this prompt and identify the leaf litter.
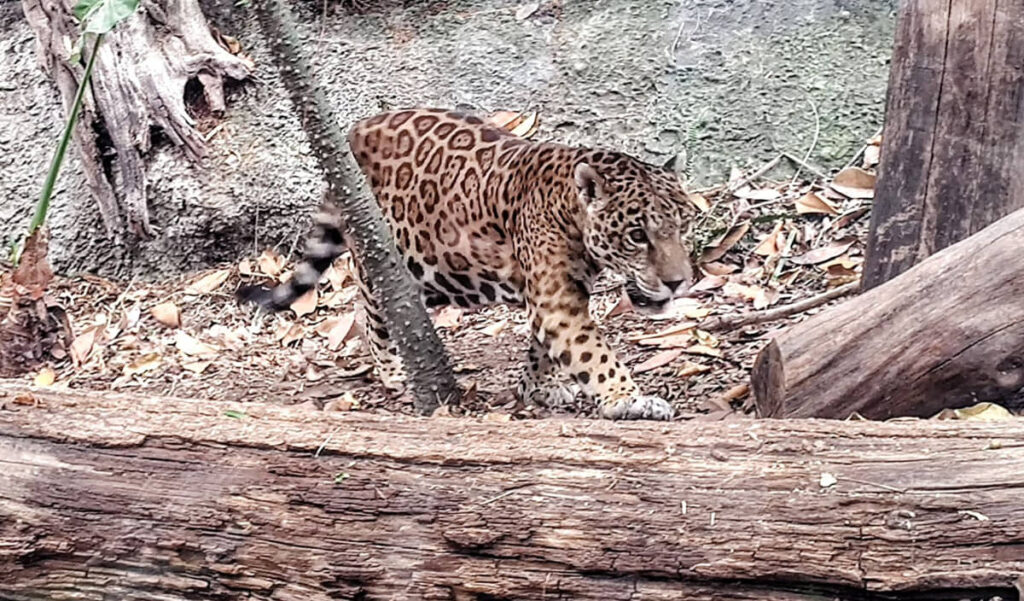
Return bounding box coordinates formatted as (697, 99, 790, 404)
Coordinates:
(3, 130, 945, 420)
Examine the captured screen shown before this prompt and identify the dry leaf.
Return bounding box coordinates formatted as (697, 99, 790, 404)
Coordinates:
(795, 191, 840, 215)
(325, 264, 352, 291)
(150, 301, 181, 328)
(819, 254, 862, 271)
(634, 349, 683, 374)
(275, 322, 305, 346)
(325, 391, 359, 412)
(722, 282, 766, 305)
(480, 319, 508, 337)
(691, 275, 727, 292)
(515, 1, 539, 20)
(677, 361, 711, 378)
(290, 289, 318, 317)
(180, 360, 212, 374)
(727, 166, 744, 186)
(687, 192, 711, 213)
(701, 262, 737, 276)
(753, 222, 785, 257)
(123, 353, 161, 377)
(484, 411, 513, 422)
(830, 167, 876, 199)
(693, 328, 719, 348)
(11, 230, 53, 299)
(70, 326, 101, 366)
(719, 383, 749, 403)
(33, 367, 56, 387)
(508, 111, 539, 138)
(733, 186, 781, 201)
(258, 249, 285, 277)
(700, 222, 750, 263)
(485, 110, 522, 129)
(433, 306, 463, 328)
(605, 292, 634, 317)
(631, 322, 698, 343)
(185, 269, 230, 295)
(790, 239, 856, 266)
(175, 331, 221, 357)
(862, 144, 880, 168)
(684, 344, 723, 358)
(636, 334, 693, 349)
(238, 258, 255, 276)
(327, 312, 357, 351)
(936, 402, 1014, 422)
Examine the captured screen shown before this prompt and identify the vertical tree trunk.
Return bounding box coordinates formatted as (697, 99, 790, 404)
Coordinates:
(253, 0, 459, 414)
(862, 0, 1024, 290)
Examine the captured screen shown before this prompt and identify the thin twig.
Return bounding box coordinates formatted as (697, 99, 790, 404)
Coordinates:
(790, 95, 821, 187)
(699, 281, 859, 332)
(782, 152, 830, 181)
(728, 154, 783, 193)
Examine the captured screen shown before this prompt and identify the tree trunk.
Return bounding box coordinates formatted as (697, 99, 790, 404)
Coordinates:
(253, 0, 458, 414)
(21, 0, 252, 238)
(752, 206, 1024, 420)
(862, 0, 1024, 290)
(1, 383, 1023, 600)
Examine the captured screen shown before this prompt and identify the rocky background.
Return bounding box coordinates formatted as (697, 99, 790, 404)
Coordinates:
(0, 0, 896, 277)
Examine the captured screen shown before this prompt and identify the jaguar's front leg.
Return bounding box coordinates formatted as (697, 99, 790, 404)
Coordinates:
(525, 278, 674, 421)
(517, 336, 578, 408)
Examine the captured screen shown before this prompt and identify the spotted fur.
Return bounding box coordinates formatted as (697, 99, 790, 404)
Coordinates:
(242, 108, 697, 420)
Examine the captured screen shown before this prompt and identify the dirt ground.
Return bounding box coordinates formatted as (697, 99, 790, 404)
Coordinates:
(5, 146, 878, 420)
(0, 0, 895, 276)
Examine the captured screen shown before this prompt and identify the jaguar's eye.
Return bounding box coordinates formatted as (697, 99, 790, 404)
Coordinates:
(628, 229, 648, 244)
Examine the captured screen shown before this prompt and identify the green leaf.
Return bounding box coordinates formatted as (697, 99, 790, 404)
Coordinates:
(333, 472, 350, 484)
(72, 0, 101, 22)
(223, 410, 247, 419)
(73, 0, 140, 34)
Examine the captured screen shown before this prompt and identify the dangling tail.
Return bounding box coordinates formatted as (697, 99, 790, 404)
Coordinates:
(236, 206, 347, 311)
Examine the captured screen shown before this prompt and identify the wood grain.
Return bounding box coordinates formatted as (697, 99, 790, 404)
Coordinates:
(753, 206, 1024, 420)
(1, 383, 1022, 600)
(863, 0, 1024, 290)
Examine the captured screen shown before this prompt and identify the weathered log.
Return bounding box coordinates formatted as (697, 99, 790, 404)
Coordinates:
(753, 206, 1024, 420)
(862, 0, 1024, 290)
(1, 383, 1023, 600)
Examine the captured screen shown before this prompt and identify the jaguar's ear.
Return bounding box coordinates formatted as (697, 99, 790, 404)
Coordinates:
(661, 154, 678, 172)
(575, 162, 606, 212)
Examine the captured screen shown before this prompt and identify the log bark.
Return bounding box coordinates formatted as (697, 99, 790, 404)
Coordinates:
(2, 383, 1023, 600)
(752, 207, 1024, 420)
(862, 0, 1024, 290)
(21, 0, 252, 238)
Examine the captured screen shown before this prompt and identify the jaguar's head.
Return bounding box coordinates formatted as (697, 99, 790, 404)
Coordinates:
(576, 152, 697, 314)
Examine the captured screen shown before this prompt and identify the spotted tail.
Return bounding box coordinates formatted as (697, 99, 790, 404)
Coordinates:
(236, 206, 347, 311)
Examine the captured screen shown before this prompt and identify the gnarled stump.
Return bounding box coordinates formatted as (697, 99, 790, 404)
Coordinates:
(21, 0, 252, 237)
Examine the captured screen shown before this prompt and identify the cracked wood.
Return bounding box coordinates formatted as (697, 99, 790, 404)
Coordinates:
(1, 383, 1023, 599)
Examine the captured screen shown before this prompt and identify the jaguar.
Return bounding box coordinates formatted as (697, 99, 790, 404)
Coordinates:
(240, 108, 697, 420)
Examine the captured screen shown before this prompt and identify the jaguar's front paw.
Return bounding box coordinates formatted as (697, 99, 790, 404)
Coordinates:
(519, 381, 579, 408)
(600, 395, 674, 420)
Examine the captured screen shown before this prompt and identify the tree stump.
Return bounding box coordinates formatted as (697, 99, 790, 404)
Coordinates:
(752, 207, 1024, 420)
(21, 0, 253, 237)
(2, 383, 1024, 599)
(862, 0, 1024, 289)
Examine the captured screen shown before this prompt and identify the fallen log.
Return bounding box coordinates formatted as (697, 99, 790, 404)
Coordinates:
(1, 383, 1023, 600)
(752, 206, 1024, 420)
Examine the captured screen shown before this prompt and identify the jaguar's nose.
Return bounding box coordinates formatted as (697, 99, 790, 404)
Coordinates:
(663, 279, 687, 292)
